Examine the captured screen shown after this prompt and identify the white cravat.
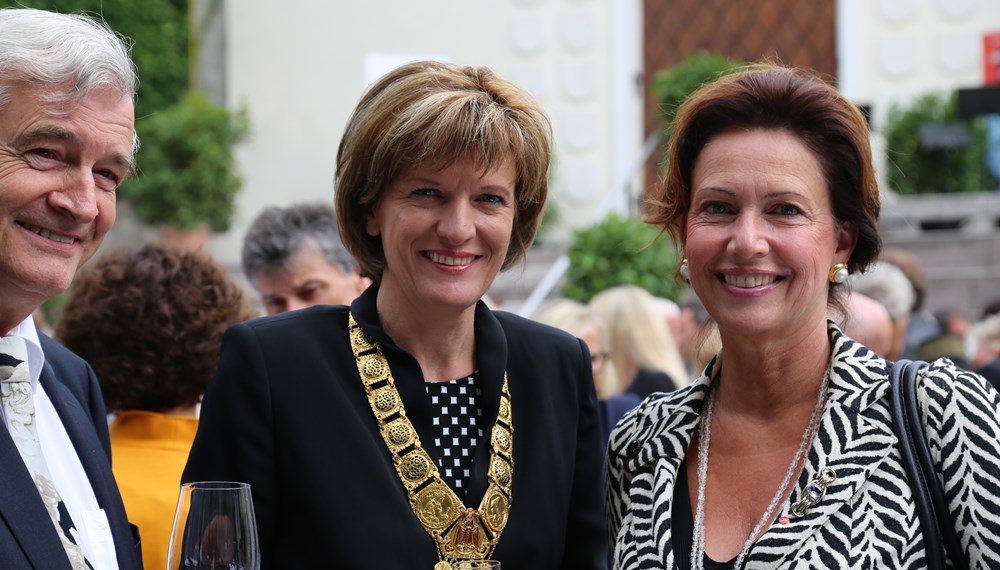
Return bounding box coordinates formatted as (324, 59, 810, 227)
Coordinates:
(1, 335, 91, 570)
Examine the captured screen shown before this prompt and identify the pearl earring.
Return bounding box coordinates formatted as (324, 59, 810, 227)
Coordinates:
(829, 263, 848, 284)
(679, 258, 690, 281)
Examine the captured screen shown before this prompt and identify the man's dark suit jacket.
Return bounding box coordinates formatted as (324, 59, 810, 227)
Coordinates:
(0, 334, 141, 569)
(184, 286, 608, 569)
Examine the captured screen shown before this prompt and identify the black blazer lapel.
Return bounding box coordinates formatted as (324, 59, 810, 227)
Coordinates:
(464, 302, 507, 506)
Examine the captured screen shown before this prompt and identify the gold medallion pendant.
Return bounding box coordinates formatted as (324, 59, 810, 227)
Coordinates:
(349, 314, 513, 568)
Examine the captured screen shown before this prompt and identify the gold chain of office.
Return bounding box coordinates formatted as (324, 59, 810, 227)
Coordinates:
(349, 314, 513, 569)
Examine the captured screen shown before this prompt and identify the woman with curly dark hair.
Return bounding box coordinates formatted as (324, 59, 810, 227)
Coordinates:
(55, 244, 256, 570)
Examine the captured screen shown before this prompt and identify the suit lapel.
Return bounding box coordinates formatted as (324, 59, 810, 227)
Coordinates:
(39, 361, 110, 500)
(39, 359, 134, 569)
(616, 369, 712, 568)
(465, 302, 506, 506)
(637, 434, 692, 568)
(0, 393, 74, 569)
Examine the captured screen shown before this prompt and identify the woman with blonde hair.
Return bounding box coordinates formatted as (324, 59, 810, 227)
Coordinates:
(589, 285, 689, 399)
(532, 298, 641, 447)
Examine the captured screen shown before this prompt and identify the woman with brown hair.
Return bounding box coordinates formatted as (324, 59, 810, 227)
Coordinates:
(606, 64, 1000, 569)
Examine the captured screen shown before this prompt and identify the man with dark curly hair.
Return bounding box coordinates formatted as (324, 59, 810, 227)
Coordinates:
(55, 244, 256, 570)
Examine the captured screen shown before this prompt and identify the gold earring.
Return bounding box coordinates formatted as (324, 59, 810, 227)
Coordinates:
(679, 258, 690, 281)
(829, 263, 848, 284)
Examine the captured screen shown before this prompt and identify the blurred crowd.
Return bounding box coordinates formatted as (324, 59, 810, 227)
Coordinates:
(842, 247, 1000, 386)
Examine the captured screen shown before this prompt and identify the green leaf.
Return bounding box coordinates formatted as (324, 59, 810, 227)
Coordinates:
(1, 0, 190, 120)
(650, 52, 744, 146)
(563, 213, 682, 303)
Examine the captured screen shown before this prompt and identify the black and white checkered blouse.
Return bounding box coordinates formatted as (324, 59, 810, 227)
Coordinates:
(424, 374, 483, 496)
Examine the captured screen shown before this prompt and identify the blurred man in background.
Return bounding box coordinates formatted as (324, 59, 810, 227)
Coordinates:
(241, 203, 369, 314)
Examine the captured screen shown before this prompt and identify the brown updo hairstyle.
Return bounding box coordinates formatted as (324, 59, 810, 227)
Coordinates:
(335, 60, 553, 282)
(647, 64, 881, 301)
(55, 244, 256, 413)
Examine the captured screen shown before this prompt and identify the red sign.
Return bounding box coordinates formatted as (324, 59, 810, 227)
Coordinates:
(986, 32, 1000, 86)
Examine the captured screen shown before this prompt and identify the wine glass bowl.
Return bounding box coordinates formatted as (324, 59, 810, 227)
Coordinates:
(167, 481, 260, 570)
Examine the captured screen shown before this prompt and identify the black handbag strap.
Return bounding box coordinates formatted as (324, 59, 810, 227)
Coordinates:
(889, 358, 967, 570)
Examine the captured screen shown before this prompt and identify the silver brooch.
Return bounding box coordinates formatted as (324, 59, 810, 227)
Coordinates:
(790, 468, 837, 516)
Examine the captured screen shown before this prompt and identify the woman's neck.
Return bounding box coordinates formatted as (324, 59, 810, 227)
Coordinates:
(376, 284, 478, 382)
(713, 320, 832, 418)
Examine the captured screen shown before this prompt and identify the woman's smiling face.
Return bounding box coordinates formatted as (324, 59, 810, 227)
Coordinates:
(366, 153, 517, 313)
(683, 128, 857, 340)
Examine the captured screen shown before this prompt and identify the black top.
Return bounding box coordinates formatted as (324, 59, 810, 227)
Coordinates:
(424, 374, 482, 496)
(627, 368, 678, 400)
(597, 393, 642, 450)
(673, 459, 737, 570)
(975, 358, 1000, 389)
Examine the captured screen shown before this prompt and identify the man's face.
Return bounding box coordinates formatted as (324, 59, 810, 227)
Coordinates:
(253, 243, 368, 314)
(0, 82, 135, 325)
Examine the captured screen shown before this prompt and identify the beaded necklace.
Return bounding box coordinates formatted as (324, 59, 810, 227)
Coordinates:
(690, 365, 830, 570)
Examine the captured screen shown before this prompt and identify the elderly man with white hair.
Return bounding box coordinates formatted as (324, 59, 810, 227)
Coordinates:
(0, 8, 141, 568)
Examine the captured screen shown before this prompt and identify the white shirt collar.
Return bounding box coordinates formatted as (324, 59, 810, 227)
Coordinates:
(9, 315, 45, 389)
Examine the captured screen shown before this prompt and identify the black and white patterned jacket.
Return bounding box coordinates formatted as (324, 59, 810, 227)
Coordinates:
(607, 322, 1000, 569)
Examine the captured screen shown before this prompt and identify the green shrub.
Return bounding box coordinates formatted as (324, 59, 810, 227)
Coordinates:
(1, 0, 189, 120)
(562, 213, 682, 303)
(650, 52, 744, 142)
(883, 92, 997, 194)
(121, 92, 249, 231)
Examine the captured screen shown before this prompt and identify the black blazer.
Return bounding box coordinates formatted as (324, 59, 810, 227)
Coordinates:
(0, 334, 141, 569)
(183, 287, 608, 569)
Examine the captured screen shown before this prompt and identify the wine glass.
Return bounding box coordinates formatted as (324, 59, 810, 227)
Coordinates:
(167, 481, 260, 570)
(452, 561, 501, 569)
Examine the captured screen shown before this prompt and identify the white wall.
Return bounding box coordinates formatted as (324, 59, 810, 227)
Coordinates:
(839, 0, 1000, 127)
(105, 1, 1000, 272)
(203, 0, 644, 269)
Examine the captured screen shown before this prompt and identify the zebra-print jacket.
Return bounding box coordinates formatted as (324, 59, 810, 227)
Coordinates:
(606, 322, 1000, 569)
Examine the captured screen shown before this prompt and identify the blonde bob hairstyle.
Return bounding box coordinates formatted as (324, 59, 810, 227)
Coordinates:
(335, 60, 553, 282)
